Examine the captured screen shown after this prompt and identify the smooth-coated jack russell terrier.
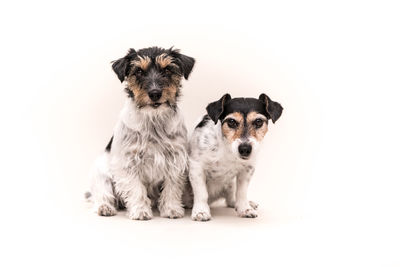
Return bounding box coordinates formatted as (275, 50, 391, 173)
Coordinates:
(188, 93, 283, 221)
(87, 47, 195, 220)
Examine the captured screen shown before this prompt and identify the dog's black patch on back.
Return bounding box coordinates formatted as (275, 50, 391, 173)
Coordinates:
(196, 115, 211, 128)
(105, 136, 113, 152)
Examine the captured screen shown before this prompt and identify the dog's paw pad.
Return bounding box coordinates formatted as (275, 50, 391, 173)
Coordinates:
(192, 211, 211, 221)
(160, 206, 185, 219)
(237, 208, 258, 218)
(249, 201, 259, 210)
(127, 209, 153, 220)
(97, 204, 117, 216)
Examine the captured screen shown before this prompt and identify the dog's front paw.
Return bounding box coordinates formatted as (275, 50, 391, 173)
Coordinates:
(159, 204, 185, 219)
(191, 204, 211, 221)
(97, 204, 117, 216)
(236, 206, 258, 218)
(127, 206, 153, 220)
(192, 211, 211, 221)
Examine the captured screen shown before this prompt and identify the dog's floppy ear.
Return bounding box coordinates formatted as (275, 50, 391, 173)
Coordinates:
(111, 49, 137, 83)
(206, 93, 231, 124)
(259, 93, 283, 123)
(170, 49, 195, 79)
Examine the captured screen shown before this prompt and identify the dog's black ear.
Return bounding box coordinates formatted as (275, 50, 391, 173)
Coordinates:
(170, 49, 195, 79)
(259, 93, 283, 123)
(206, 94, 231, 124)
(111, 49, 137, 83)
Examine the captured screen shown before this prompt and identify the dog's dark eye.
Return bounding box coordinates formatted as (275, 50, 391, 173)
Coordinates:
(135, 68, 144, 76)
(226, 119, 238, 129)
(253, 118, 264, 129)
(162, 68, 172, 76)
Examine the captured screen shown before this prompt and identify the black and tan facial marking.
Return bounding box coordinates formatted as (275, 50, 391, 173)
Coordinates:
(206, 93, 283, 158)
(220, 111, 268, 144)
(111, 47, 195, 109)
(247, 111, 269, 141)
(131, 55, 151, 71)
(221, 112, 244, 143)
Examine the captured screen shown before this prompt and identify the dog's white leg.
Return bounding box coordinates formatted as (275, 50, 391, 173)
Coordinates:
(223, 181, 258, 209)
(189, 159, 211, 221)
(90, 153, 117, 216)
(158, 175, 185, 219)
(235, 170, 257, 218)
(124, 176, 153, 220)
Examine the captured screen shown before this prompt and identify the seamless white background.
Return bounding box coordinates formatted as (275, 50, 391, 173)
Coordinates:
(1, 0, 399, 266)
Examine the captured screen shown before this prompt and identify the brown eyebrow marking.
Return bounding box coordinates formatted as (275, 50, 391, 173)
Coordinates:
(131, 56, 151, 70)
(155, 53, 177, 68)
(247, 111, 268, 141)
(246, 112, 265, 123)
(221, 112, 244, 143)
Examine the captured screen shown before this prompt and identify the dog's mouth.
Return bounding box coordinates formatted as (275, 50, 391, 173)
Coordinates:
(150, 101, 174, 109)
(137, 101, 174, 110)
(151, 103, 162, 108)
(240, 155, 250, 160)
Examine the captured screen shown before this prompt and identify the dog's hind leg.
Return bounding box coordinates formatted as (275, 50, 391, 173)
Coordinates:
(90, 153, 117, 216)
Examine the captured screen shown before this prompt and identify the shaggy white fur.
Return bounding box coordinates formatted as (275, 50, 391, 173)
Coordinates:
(188, 117, 262, 221)
(89, 100, 188, 220)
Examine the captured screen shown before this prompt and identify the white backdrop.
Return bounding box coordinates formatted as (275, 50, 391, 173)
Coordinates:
(1, 0, 399, 266)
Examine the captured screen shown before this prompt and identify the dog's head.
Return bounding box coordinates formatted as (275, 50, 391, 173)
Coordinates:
(206, 93, 283, 160)
(111, 47, 195, 110)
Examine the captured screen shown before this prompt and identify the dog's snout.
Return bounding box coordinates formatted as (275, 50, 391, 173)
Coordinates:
(238, 143, 252, 158)
(148, 90, 162, 102)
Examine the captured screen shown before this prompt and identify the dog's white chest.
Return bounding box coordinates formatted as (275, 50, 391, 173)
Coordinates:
(206, 159, 244, 181)
(110, 106, 188, 187)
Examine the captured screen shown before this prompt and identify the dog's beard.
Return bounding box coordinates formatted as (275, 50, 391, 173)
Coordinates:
(126, 83, 180, 112)
(136, 102, 177, 119)
(136, 100, 176, 110)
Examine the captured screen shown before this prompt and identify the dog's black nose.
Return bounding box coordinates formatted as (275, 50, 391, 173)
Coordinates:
(238, 143, 252, 158)
(148, 90, 162, 102)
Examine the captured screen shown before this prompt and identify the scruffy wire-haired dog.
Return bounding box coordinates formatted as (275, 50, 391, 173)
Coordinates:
(188, 93, 283, 221)
(87, 47, 195, 220)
